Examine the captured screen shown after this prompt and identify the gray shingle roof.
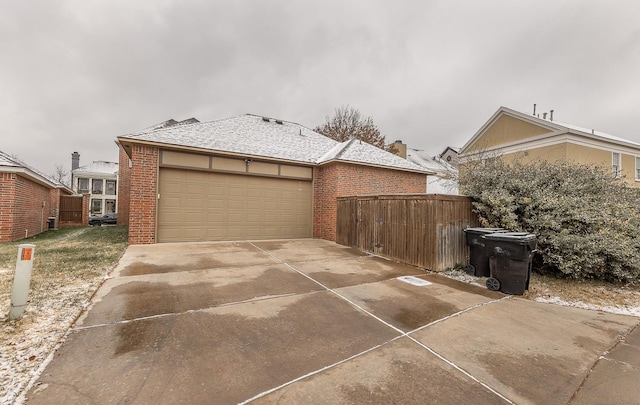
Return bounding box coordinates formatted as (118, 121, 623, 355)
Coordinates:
(0, 150, 65, 188)
(120, 114, 430, 173)
(318, 138, 429, 172)
(0, 151, 23, 168)
(72, 161, 118, 176)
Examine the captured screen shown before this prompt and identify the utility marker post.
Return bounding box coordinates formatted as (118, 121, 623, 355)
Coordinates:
(8, 244, 36, 320)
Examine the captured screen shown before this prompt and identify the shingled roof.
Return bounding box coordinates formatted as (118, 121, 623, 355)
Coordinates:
(0, 150, 67, 189)
(119, 114, 430, 174)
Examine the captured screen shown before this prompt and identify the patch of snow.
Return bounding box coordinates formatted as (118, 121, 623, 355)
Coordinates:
(438, 269, 486, 288)
(0, 278, 99, 405)
(534, 296, 640, 317)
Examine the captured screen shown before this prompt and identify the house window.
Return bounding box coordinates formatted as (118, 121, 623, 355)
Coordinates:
(91, 199, 102, 214)
(106, 180, 117, 195)
(636, 157, 640, 180)
(105, 199, 116, 214)
(78, 178, 89, 193)
(92, 179, 103, 195)
(612, 152, 621, 178)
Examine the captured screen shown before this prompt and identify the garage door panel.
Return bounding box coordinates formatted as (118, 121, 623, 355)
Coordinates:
(158, 168, 312, 242)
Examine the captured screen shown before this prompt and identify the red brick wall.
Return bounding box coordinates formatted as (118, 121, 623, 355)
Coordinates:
(117, 145, 131, 226)
(0, 174, 53, 242)
(49, 188, 60, 221)
(16, 175, 51, 240)
(81, 193, 90, 226)
(0, 173, 17, 242)
(313, 163, 426, 241)
(127, 145, 158, 244)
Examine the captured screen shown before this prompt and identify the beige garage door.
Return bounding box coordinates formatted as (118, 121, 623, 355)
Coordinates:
(158, 168, 312, 242)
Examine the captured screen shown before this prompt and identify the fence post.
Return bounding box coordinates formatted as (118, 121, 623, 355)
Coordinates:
(8, 244, 36, 320)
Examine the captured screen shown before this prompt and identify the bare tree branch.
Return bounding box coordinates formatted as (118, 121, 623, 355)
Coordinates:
(314, 105, 396, 152)
(51, 164, 70, 187)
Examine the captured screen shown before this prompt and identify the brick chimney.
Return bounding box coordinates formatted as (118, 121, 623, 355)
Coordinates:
(72, 152, 80, 171)
(392, 140, 407, 159)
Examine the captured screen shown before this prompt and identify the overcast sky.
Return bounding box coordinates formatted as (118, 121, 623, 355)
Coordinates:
(2, 0, 639, 179)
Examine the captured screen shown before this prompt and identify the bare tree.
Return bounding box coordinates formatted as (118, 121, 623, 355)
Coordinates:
(51, 164, 70, 187)
(315, 105, 396, 152)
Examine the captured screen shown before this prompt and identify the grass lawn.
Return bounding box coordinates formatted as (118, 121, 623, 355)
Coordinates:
(0, 226, 128, 404)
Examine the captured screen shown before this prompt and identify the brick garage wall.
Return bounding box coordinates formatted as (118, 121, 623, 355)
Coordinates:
(313, 163, 426, 241)
(0, 173, 17, 242)
(127, 144, 158, 244)
(117, 145, 131, 226)
(4, 175, 52, 241)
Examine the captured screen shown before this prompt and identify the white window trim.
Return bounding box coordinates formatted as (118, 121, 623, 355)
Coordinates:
(612, 152, 621, 178)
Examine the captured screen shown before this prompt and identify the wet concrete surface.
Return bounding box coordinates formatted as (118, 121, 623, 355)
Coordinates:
(25, 239, 640, 405)
(411, 298, 640, 405)
(252, 337, 506, 405)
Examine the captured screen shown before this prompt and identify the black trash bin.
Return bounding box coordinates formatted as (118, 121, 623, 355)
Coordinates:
(463, 228, 506, 277)
(483, 232, 537, 295)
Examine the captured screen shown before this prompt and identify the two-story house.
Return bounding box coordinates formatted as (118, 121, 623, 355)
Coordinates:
(70, 152, 119, 215)
(460, 106, 640, 186)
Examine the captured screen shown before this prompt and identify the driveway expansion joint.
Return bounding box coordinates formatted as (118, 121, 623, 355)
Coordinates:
(248, 242, 516, 404)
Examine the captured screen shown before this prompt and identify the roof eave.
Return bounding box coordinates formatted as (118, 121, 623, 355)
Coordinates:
(117, 137, 317, 167)
(318, 158, 433, 175)
(0, 166, 59, 188)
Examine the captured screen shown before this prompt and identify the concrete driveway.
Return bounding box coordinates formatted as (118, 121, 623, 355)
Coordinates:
(26, 239, 640, 404)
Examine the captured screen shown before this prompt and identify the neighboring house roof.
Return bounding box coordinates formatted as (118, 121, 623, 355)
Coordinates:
(406, 148, 457, 175)
(462, 106, 640, 154)
(142, 118, 200, 131)
(72, 161, 119, 176)
(119, 114, 431, 174)
(439, 146, 460, 157)
(0, 150, 71, 191)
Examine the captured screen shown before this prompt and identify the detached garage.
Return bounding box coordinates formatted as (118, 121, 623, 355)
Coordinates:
(117, 114, 429, 244)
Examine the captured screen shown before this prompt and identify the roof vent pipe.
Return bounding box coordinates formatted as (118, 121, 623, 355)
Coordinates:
(543, 112, 547, 120)
(533, 104, 537, 116)
(550, 110, 554, 121)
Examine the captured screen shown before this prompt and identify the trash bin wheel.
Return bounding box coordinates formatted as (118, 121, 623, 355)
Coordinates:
(486, 277, 501, 291)
(463, 264, 475, 275)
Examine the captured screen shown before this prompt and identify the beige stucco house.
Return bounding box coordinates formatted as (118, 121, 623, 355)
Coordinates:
(460, 106, 640, 186)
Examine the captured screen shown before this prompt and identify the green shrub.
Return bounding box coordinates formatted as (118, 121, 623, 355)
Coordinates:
(460, 159, 640, 282)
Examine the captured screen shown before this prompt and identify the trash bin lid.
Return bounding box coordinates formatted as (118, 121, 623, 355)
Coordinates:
(464, 227, 507, 235)
(483, 232, 537, 243)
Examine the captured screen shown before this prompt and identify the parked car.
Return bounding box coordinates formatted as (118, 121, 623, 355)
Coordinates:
(89, 213, 118, 226)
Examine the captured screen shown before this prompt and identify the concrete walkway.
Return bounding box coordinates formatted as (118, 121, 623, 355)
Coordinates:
(25, 239, 640, 404)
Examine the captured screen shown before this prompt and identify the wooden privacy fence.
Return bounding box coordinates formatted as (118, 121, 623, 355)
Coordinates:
(336, 194, 478, 271)
(59, 195, 84, 225)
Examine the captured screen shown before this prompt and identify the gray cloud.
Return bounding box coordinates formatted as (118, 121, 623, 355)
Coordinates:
(1, 0, 639, 178)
